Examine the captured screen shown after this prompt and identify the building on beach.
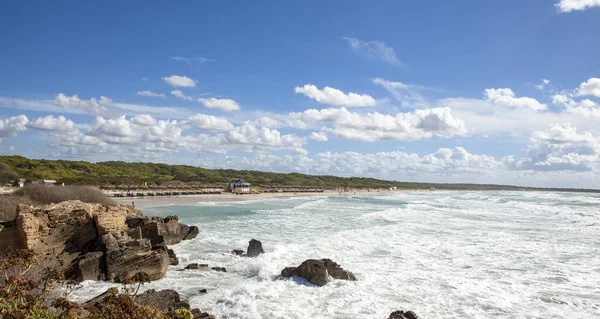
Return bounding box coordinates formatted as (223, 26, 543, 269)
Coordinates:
(17, 179, 26, 188)
(33, 180, 57, 187)
(227, 178, 251, 193)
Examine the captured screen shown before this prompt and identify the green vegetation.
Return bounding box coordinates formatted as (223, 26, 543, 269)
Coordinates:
(0, 155, 597, 193)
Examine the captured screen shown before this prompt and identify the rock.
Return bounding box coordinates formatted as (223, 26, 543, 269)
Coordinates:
(185, 263, 208, 270)
(73, 252, 105, 281)
(102, 233, 169, 283)
(388, 310, 419, 319)
(199, 289, 207, 294)
(135, 289, 190, 313)
(93, 209, 127, 236)
(127, 215, 198, 246)
(191, 308, 215, 319)
(280, 258, 357, 286)
(0, 223, 20, 255)
(247, 239, 264, 257)
(211, 266, 226, 272)
(184, 226, 199, 240)
(167, 248, 179, 266)
(232, 249, 245, 256)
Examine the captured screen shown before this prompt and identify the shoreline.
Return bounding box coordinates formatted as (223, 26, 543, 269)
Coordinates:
(113, 189, 422, 208)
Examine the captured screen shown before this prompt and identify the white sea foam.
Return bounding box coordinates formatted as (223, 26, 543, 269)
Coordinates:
(70, 191, 600, 318)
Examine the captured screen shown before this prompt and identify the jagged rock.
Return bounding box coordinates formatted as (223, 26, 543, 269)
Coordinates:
(185, 225, 199, 240)
(73, 252, 105, 281)
(102, 232, 169, 283)
(388, 310, 419, 319)
(167, 248, 179, 266)
(281, 258, 356, 286)
(211, 266, 226, 272)
(247, 239, 264, 257)
(93, 208, 127, 236)
(232, 249, 245, 256)
(161, 216, 198, 245)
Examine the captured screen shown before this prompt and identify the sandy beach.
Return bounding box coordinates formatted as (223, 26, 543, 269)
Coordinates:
(113, 189, 416, 208)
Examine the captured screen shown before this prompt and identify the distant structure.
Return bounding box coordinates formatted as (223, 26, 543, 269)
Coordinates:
(38, 180, 57, 187)
(17, 179, 26, 188)
(344, 179, 350, 192)
(227, 178, 251, 193)
(430, 187, 435, 191)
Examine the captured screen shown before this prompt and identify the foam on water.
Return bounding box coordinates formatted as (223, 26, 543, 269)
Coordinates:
(70, 191, 600, 318)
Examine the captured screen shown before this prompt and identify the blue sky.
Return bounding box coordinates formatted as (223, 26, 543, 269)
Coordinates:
(1, 0, 599, 188)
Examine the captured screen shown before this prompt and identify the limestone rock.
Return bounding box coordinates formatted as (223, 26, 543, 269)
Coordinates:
(281, 258, 356, 286)
(232, 249, 245, 256)
(167, 248, 179, 266)
(94, 209, 127, 236)
(102, 233, 169, 283)
(73, 252, 105, 281)
(388, 310, 419, 319)
(247, 239, 264, 257)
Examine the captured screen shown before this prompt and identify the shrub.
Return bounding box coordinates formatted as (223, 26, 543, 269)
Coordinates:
(13, 185, 116, 206)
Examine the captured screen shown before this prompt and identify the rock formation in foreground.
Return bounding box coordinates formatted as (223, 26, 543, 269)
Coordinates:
(281, 258, 357, 286)
(247, 238, 265, 257)
(1, 200, 198, 283)
(388, 310, 420, 319)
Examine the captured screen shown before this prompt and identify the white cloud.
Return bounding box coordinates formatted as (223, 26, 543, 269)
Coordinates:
(556, 0, 600, 12)
(575, 78, 600, 97)
(342, 37, 403, 66)
(198, 98, 241, 112)
(287, 107, 466, 141)
(226, 121, 305, 152)
(137, 90, 166, 98)
(372, 78, 429, 107)
(294, 84, 377, 107)
(187, 113, 234, 132)
(162, 75, 196, 88)
(535, 79, 551, 90)
(256, 117, 280, 128)
(484, 88, 547, 111)
(504, 123, 600, 172)
(27, 115, 75, 131)
(53, 93, 118, 117)
(310, 132, 328, 142)
(169, 56, 213, 64)
(131, 114, 157, 126)
(87, 116, 134, 138)
(0, 115, 29, 142)
(171, 90, 194, 101)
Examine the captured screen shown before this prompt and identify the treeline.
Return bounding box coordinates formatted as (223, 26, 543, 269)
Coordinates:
(0, 155, 597, 193)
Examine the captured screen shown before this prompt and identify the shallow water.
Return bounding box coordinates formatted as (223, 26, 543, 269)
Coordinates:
(70, 191, 600, 318)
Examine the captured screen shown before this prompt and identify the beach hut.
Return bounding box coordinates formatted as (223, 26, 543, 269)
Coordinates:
(42, 180, 56, 187)
(227, 178, 251, 193)
(17, 179, 26, 188)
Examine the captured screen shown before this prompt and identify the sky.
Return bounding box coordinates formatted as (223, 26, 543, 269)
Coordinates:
(0, 0, 599, 188)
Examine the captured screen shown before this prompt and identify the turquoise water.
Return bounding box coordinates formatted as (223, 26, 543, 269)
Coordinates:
(71, 191, 600, 318)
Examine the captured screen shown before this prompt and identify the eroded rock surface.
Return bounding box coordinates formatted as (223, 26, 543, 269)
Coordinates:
(247, 239, 264, 257)
(281, 258, 357, 286)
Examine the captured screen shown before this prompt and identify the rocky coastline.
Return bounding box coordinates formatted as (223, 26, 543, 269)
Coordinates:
(0, 200, 419, 318)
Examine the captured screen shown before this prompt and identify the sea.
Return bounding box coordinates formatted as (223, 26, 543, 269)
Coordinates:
(69, 191, 600, 319)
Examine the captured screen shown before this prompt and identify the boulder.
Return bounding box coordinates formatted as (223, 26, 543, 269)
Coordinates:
(73, 252, 105, 281)
(102, 233, 169, 283)
(232, 249, 245, 256)
(161, 216, 198, 245)
(167, 248, 179, 266)
(185, 263, 208, 270)
(281, 259, 356, 286)
(388, 310, 419, 319)
(0, 223, 20, 255)
(93, 209, 127, 236)
(247, 239, 264, 257)
(211, 266, 226, 272)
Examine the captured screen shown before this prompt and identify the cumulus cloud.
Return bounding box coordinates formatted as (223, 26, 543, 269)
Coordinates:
(295, 84, 377, 107)
(137, 90, 166, 98)
(504, 123, 600, 171)
(162, 75, 196, 88)
(287, 107, 466, 141)
(198, 98, 241, 112)
(575, 78, 600, 97)
(342, 37, 403, 66)
(0, 115, 29, 142)
(310, 132, 328, 142)
(556, 0, 600, 12)
(186, 113, 234, 132)
(27, 115, 75, 131)
(226, 122, 305, 152)
(256, 117, 280, 128)
(87, 116, 134, 138)
(484, 88, 547, 111)
(131, 114, 158, 126)
(53, 93, 118, 117)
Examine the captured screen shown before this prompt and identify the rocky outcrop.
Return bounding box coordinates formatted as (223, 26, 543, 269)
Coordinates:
(232, 249, 245, 256)
(85, 288, 214, 318)
(247, 239, 264, 257)
(281, 259, 357, 286)
(6, 200, 197, 283)
(388, 310, 419, 319)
